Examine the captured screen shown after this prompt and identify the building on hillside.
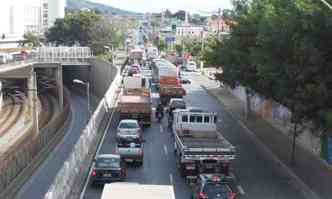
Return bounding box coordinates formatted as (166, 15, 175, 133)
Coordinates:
(207, 17, 231, 34)
(176, 25, 204, 38)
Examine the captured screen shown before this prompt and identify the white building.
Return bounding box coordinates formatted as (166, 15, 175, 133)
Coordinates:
(0, 0, 65, 39)
(176, 25, 204, 38)
(44, 0, 65, 29)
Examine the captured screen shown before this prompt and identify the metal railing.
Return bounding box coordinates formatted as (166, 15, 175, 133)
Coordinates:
(37, 47, 92, 64)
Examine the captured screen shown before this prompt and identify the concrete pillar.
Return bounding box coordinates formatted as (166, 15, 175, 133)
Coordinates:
(56, 65, 64, 110)
(28, 71, 39, 138)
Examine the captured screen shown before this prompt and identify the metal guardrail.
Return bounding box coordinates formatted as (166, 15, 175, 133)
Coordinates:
(37, 47, 92, 64)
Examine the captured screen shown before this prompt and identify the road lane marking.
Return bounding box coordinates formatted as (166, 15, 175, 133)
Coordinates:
(160, 125, 163, 133)
(169, 173, 173, 185)
(163, 144, 168, 156)
(237, 185, 245, 195)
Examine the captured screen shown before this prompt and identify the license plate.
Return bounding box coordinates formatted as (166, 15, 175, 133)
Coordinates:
(103, 174, 112, 177)
(186, 166, 195, 170)
(125, 158, 134, 162)
(205, 164, 214, 169)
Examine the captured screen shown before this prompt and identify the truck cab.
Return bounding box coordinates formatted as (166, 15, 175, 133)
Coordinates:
(172, 108, 218, 134)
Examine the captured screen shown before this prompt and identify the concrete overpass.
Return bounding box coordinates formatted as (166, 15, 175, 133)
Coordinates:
(0, 47, 93, 138)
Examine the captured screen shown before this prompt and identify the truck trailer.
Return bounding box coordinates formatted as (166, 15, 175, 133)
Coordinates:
(172, 109, 236, 182)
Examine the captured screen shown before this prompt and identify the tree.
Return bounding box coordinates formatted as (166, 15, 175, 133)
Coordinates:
(45, 10, 126, 55)
(23, 32, 41, 47)
(203, 0, 332, 163)
(173, 10, 186, 21)
(157, 39, 167, 52)
(175, 44, 183, 56)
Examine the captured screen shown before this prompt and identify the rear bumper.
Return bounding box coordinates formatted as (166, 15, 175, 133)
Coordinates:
(121, 155, 143, 162)
(91, 176, 123, 184)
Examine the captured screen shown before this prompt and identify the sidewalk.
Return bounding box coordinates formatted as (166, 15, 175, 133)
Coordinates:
(203, 84, 332, 199)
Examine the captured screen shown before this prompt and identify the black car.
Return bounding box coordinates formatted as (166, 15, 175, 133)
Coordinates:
(91, 154, 126, 185)
(192, 174, 237, 199)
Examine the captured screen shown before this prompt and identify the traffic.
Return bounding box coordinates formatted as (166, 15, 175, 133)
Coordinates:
(82, 37, 241, 199)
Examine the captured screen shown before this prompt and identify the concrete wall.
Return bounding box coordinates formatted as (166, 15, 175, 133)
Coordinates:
(229, 85, 321, 156)
(62, 58, 118, 101)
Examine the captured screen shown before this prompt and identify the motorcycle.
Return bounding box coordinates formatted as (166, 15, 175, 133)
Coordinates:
(156, 111, 163, 123)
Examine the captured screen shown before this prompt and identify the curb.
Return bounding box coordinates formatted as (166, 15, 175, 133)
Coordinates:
(201, 85, 321, 199)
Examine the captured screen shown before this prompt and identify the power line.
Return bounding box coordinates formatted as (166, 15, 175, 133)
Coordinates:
(319, 0, 332, 10)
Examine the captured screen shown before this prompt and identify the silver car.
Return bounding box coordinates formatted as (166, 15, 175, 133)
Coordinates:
(116, 119, 142, 142)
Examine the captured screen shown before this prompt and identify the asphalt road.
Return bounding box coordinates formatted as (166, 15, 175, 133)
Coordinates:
(14, 91, 89, 199)
(82, 72, 306, 199)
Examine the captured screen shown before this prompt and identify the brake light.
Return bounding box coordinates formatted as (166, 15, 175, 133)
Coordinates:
(91, 170, 96, 177)
(229, 192, 236, 199)
(199, 192, 208, 199)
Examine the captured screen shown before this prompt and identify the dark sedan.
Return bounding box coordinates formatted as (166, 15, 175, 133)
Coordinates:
(91, 154, 126, 185)
(192, 174, 237, 199)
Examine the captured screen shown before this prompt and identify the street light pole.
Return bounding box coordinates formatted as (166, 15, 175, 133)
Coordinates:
(73, 79, 91, 117)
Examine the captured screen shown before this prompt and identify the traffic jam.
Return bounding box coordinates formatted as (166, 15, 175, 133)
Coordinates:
(91, 44, 240, 199)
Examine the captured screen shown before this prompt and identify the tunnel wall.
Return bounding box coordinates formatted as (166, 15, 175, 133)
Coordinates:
(62, 58, 118, 101)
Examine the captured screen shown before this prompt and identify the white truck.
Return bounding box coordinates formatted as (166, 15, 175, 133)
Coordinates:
(101, 183, 176, 199)
(172, 108, 236, 182)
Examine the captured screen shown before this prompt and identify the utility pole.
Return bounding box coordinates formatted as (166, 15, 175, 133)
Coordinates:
(217, 8, 221, 39)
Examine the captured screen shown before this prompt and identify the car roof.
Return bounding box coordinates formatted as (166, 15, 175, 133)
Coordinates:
(97, 154, 120, 159)
(119, 119, 138, 123)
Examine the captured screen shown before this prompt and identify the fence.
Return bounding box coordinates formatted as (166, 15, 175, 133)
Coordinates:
(0, 88, 71, 197)
(37, 47, 92, 64)
(43, 66, 122, 199)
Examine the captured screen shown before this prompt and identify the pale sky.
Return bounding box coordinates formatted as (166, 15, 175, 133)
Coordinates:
(90, 0, 233, 13)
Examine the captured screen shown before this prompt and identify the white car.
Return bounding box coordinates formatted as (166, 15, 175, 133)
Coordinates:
(186, 61, 197, 72)
(116, 119, 142, 142)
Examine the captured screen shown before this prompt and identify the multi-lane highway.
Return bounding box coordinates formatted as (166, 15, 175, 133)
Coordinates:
(81, 71, 306, 199)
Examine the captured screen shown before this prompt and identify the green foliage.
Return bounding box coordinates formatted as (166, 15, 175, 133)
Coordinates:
(46, 11, 125, 55)
(183, 39, 202, 57)
(174, 44, 183, 56)
(203, 0, 332, 129)
(23, 32, 41, 47)
(157, 39, 167, 52)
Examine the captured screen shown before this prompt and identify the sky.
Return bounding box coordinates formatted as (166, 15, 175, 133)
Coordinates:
(90, 0, 233, 14)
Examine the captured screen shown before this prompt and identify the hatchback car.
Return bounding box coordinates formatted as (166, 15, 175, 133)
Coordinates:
(116, 119, 142, 142)
(91, 154, 126, 185)
(192, 174, 237, 199)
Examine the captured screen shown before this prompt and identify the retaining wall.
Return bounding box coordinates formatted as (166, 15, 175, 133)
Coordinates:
(229, 85, 321, 156)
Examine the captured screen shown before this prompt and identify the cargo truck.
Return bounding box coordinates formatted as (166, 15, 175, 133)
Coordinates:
(118, 76, 152, 126)
(172, 108, 236, 183)
(152, 59, 186, 105)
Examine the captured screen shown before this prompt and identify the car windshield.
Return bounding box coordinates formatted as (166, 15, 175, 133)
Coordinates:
(95, 157, 120, 168)
(203, 183, 230, 197)
(119, 122, 139, 129)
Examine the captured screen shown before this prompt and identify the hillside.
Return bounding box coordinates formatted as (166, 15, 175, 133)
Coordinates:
(66, 0, 141, 16)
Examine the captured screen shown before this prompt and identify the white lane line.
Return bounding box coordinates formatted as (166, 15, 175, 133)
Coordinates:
(163, 144, 168, 156)
(160, 125, 163, 133)
(169, 173, 173, 185)
(237, 185, 245, 195)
